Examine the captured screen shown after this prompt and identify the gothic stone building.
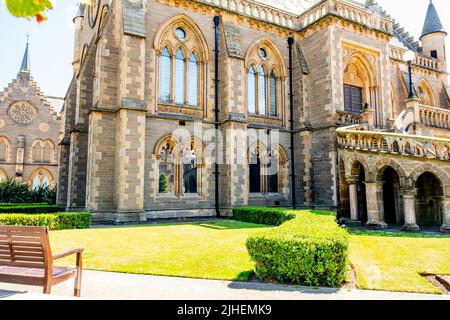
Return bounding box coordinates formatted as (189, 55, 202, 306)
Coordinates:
(0, 43, 62, 188)
(59, 0, 450, 232)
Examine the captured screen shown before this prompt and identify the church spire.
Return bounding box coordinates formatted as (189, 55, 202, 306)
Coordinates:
(20, 35, 30, 72)
(421, 0, 446, 39)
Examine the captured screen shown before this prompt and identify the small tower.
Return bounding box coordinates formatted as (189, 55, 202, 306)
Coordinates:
(18, 36, 31, 81)
(420, 0, 447, 74)
(72, 3, 85, 74)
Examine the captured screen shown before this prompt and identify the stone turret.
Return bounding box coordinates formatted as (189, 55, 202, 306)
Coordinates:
(72, 3, 85, 74)
(420, 0, 447, 75)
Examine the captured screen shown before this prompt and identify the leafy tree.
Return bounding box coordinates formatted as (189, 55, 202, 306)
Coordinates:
(159, 173, 168, 193)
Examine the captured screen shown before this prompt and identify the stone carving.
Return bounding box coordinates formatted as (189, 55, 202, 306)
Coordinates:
(9, 101, 37, 125)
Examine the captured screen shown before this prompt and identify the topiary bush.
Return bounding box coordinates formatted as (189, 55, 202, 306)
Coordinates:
(233, 207, 349, 288)
(233, 207, 296, 226)
(0, 178, 32, 203)
(0, 212, 92, 230)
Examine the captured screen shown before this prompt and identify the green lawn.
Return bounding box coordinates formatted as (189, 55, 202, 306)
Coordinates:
(50, 220, 272, 281)
(349, 234, 450, 294)
(49, 219, 450, 294)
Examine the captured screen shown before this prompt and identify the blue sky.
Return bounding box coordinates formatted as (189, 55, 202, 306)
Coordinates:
(0, 0, 449, 98)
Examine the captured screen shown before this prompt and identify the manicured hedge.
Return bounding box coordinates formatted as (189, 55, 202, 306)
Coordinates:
(0, 212, 92, 230)
(0, 204, 60, 214)
(233, 207, 296, 226)
(233, 207, 349, 287)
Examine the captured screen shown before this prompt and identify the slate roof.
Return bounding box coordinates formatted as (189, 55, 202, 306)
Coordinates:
(421, 0, 446, 38)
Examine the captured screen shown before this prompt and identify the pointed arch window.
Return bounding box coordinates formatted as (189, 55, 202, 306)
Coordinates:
(183, 142, 198, 194)
(248, 145, 287, 195)
(157, 137, 203, 197)
(269, 72, 277, 116)
(156, 21, 208, 110)
(248, 67, 257, 114)
(258, 67, 267, 115)
(160, 47, 172, 103)
(174, 49, 186, 105)
(249, 151, 262, 193)
(188, 54, 199, 106)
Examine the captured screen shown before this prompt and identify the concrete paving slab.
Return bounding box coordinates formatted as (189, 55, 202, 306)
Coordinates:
(1, 270, 449, 300)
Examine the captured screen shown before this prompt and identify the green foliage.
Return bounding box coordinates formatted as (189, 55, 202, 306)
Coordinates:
(234, 207, 349, 287)
(232, 207, 296, 226)
(0, 178, 57, 205)
(57, 212, 92, 230)
(0, 204, 60, 214)
(159, 173, 168, 193)
(5, 0, 53, 22)
(0, 178, 32, 203)
(30, 185, 57, 205)
(0, 212, 92, 231)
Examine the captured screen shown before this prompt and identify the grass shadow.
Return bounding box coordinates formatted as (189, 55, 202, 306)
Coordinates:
(348, 228, 450, 239)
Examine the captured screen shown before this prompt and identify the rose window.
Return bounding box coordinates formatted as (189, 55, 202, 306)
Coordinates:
(9, 102, 37, 124)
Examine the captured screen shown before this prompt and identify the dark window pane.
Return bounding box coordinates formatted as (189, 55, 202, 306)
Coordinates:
(183, 164, 197, 194)
(249, 156, 261, 193)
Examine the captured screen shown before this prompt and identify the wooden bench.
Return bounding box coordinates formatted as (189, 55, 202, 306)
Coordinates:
(0, 226, 84, 297)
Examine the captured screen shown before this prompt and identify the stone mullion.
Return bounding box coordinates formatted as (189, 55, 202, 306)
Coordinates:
(255, 70, 260, 115)
(170, 56, 175, 104)
(184, 57, 189, 105)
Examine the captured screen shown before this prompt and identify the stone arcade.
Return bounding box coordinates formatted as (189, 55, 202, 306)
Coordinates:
(58, 0, 450, 232)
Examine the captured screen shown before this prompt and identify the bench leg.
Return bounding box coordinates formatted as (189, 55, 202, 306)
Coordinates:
(43, 284, 52, 295)
(74, 253, 83, 297)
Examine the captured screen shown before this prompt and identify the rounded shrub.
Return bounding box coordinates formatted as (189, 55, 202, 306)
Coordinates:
(233, 207, 349, 287)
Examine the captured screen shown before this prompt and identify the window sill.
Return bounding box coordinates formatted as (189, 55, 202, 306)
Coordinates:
(157, 194, 204, 200)
(158, 102, 200, 110)
(249, 193, 287, 199)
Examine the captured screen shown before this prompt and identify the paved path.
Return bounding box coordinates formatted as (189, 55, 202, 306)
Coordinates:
(1, 270, 449, 300)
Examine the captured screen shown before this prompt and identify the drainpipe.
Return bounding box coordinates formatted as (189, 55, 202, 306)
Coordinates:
(214, 16, 220, 217)
(288, 37, 297, 209)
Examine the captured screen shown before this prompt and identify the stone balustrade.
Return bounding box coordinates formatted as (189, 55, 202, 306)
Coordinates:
(389, 47, 403, 61)
(195, 0, 393, 33)
(333, 0, 393, 34)
(418, 104, 450, 129)
(413, 55, 438, 70)
(198, 0, 299, 28)
(389, 48, 438, 70)
(337, 125, 450, 161)
(336, 111, 364, 126)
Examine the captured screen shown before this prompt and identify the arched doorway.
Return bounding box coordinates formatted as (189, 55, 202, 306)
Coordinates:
(382, 167, 401, 225)
(415, 172, 443, 228)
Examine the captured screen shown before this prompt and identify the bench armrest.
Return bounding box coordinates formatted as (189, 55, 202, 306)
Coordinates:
(52, 248, 84, 260)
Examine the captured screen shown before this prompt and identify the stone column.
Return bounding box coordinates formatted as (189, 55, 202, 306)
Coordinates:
(401, 189, 419, 232)
(347, 176, 360, 223)
(441, 197, 450, 234)
(364, 181, 387, 229)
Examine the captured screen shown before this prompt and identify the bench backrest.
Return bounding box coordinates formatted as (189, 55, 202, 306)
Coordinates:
(0, 226, 52, 269)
